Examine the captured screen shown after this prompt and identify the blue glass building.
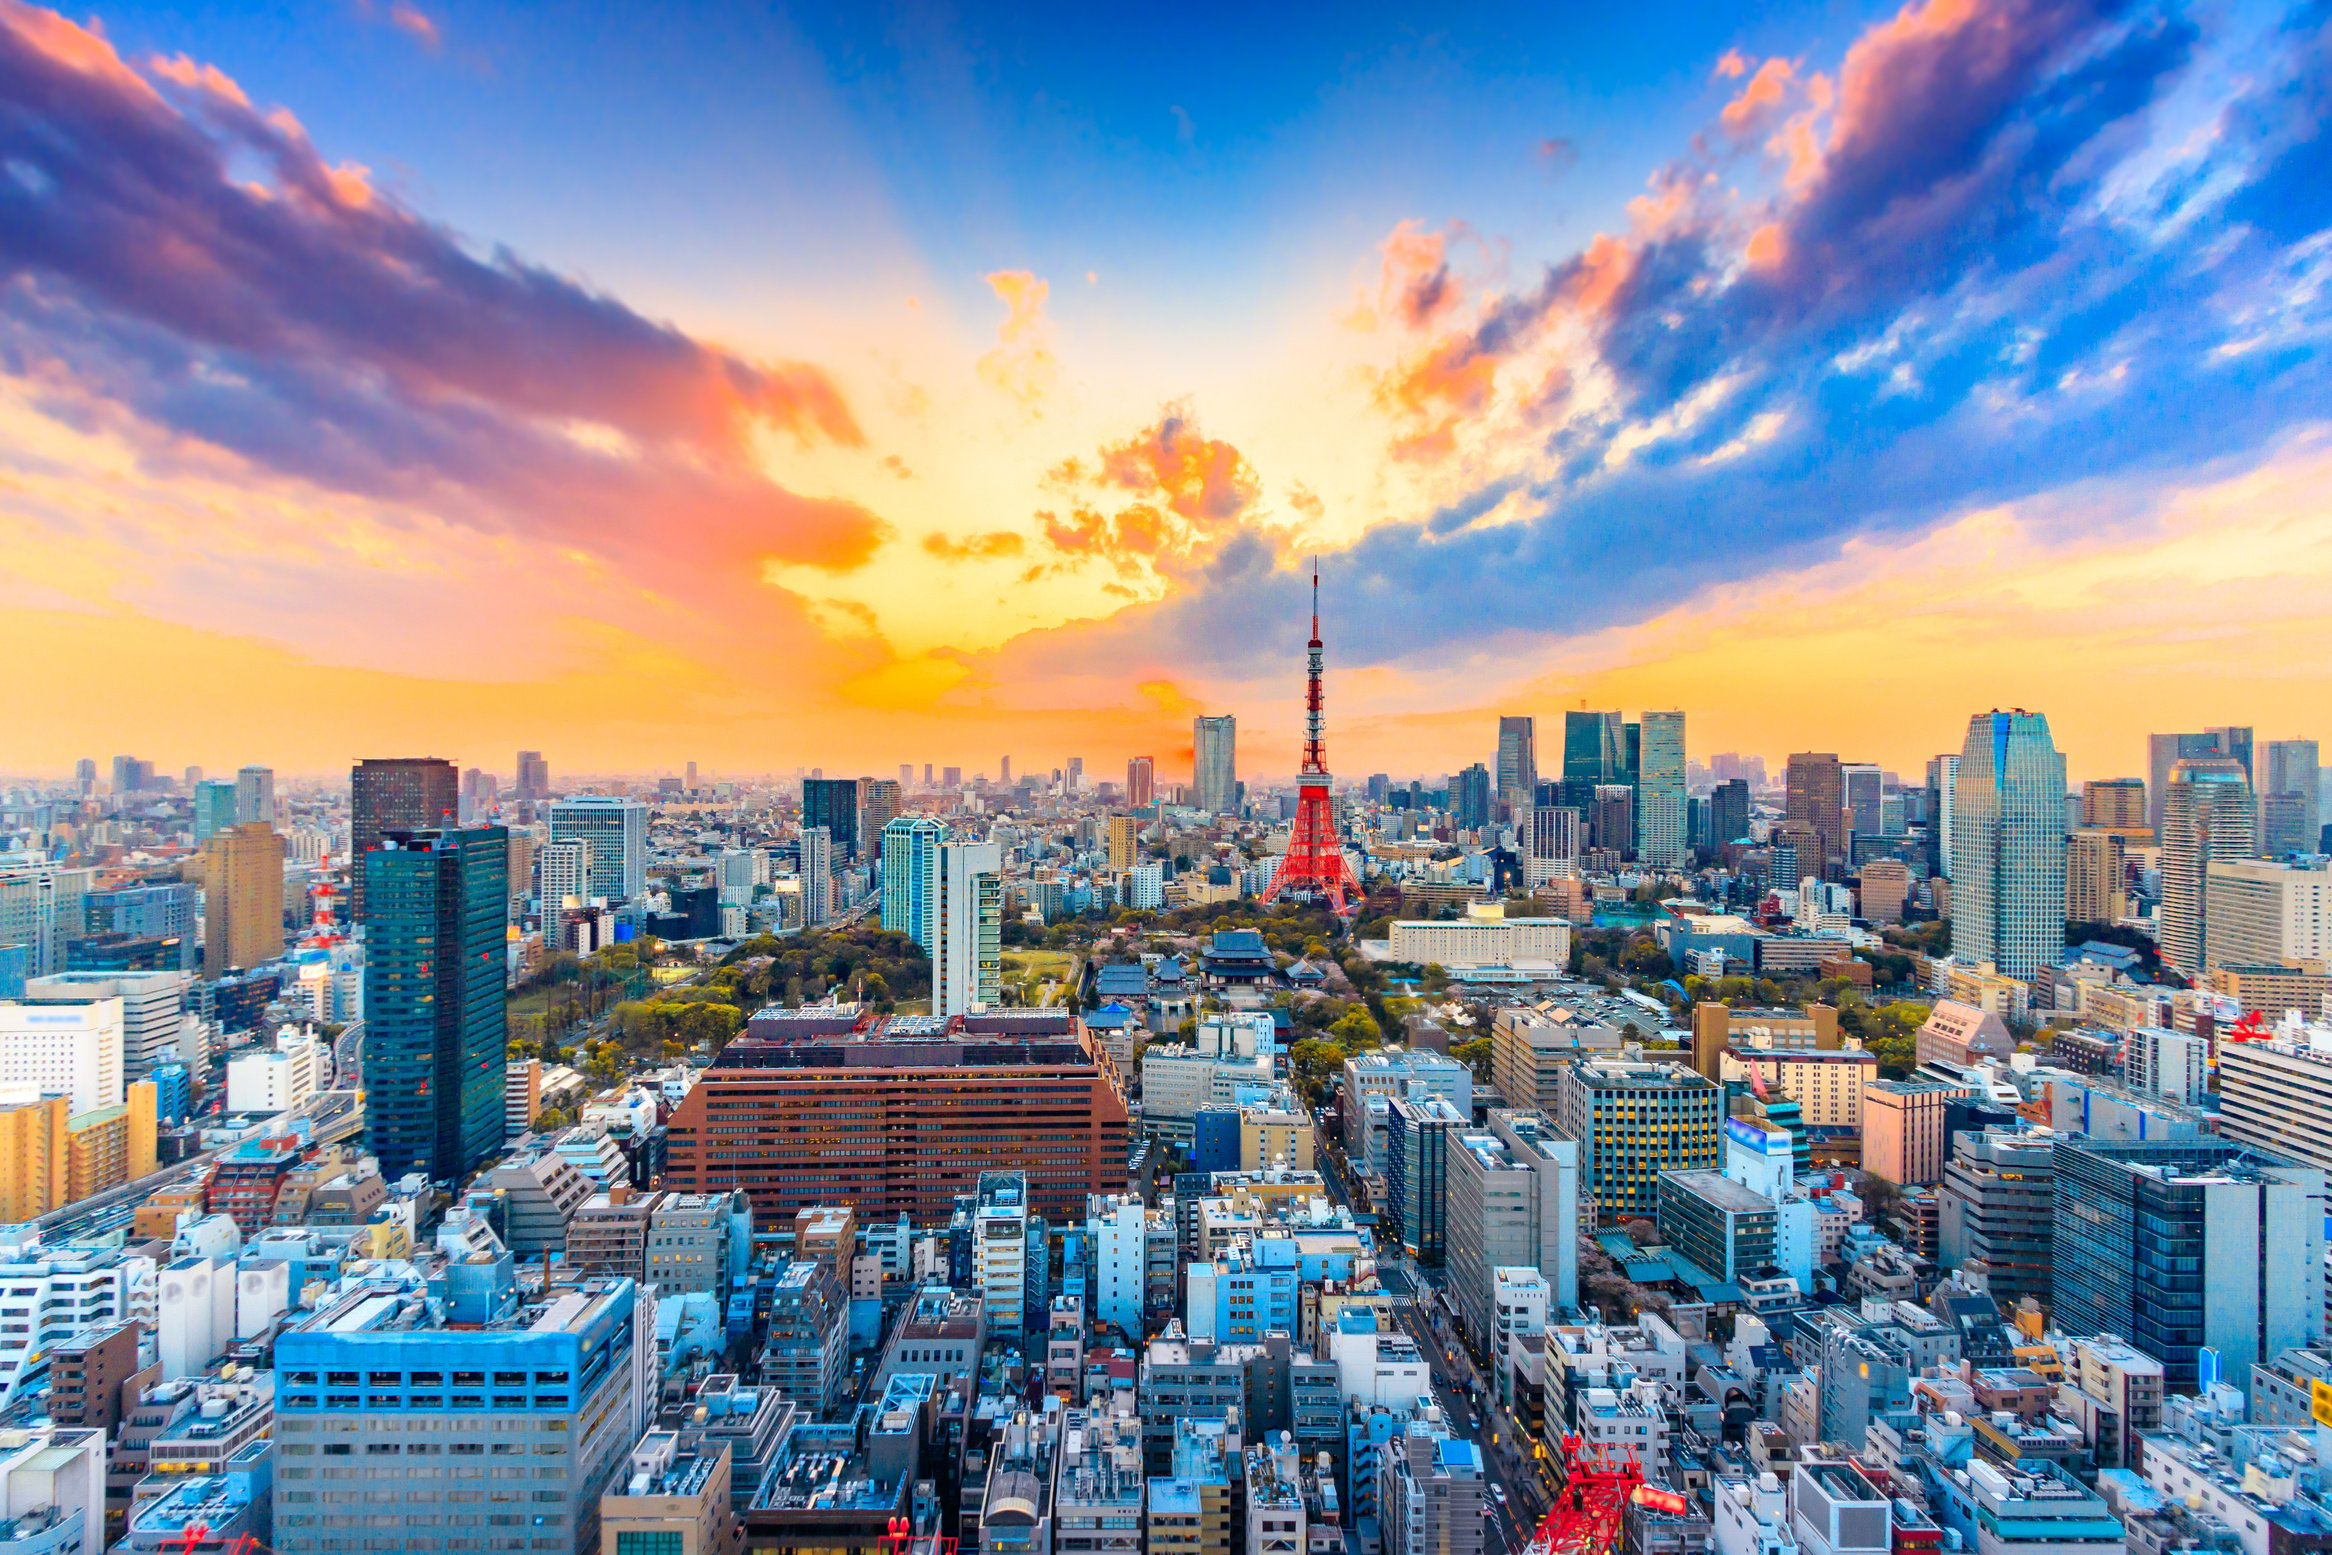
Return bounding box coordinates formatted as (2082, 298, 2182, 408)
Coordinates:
(363, 827, 509, 1183)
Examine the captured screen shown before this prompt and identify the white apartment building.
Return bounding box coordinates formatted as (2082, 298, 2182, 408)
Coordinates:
(2218, 1021, 2332, 1174)
(225, 1027, 329, 1114)
(0, 1239, 158, 1403)
(2206, 858, 2332, 970)
(25, 970, 191, 1077)
(935, 840, 1003, 1018)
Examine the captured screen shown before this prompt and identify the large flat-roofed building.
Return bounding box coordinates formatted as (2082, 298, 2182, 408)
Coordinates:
(1491, 1006, 1624, 1113)
(2209, 961, 2332, 1020)
(2050, 1137, 2325, 1393)
(2205, 857, 2332, 971)
(1655, 1169, 1777, 1283)
(1388, 903, 1571, 974)
(1861, 1076, 1977, 1187)
(2217, 1029, 2332, 1174)
(664, 1008, 1130, 1226)
(1688, 1002, 1838, 1081)
(1553, 1058, 1720, 1222)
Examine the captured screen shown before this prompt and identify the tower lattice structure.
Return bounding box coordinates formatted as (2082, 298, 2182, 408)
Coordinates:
(1264, 567, 1361, 913)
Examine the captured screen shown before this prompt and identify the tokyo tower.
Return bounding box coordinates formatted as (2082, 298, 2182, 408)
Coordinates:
(1263, 565, 1362, 913)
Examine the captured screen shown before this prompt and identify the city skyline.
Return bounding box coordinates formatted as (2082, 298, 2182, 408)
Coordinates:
(4, 0, 2330, 776)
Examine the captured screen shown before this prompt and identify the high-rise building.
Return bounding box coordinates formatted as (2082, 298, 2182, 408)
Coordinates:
(935, 840, 1003, 1017)
(2158, 756, 2258, 977)
(514, 749, 550, 801)
(1193, 716, 1237, 815)
(0, 864, 94, 980)
(2051, 1138, 2323, 1393)
(1553, 1058, 1720, 1222)
(2219, 1027, 2332, 1175)
(1842, 762, 1884, 840)
(1525, 806, 1580, 871)
(349, 757, 459, 920)
(2203, 857, 2332, 970)
(1443, 1109, 1578, 1349)
(1928, 753, 1959, 878)
(110, 755, 153, 795)
(1562, 713, 1615, 783)
(802, 777, 861, 861)
(1066, 756, 1085, 793)
(363, 827, 509, 1183)
(2207, 724, 2257, 787)
(539, 837, 591, 946)
(2065, 830, 2128, 926)
(2147, 730, 2235, 836)
(798, 827, 833, 928)
(880, 815, 947, 949)
(1452, 764, 1492, 830)
(83, 883, 198, 973)
(1709, 778, 1750, 849)
(191, 780, 238, 844)
(1785, 753, 1846, 879)
(274, 1271, 648, 1555)
(859, 778, 903, 850)
(232, 765, 273, 827)
(202, 823, 285, 975)
(1494, 716, 1537, 809)
(1588, 785, 1635, 856)
(2080, 778, 2149, 836)
(27, 969, 190, 1079)
(1105, 815, 1141, 874)
(2264, 739, 2322, 855)
(1937, 1128, 2055, 1309)
(664, 1007, 1131, 1226)
(1948, 710, 2067, 979)
(0, 996, 124, 1113)
(548, 796, 649, 903)
(1127, 756, 1157, 809)
(1637, 710, 1687, 866)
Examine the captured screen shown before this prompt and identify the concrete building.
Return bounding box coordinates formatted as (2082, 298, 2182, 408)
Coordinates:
(567, 1190, 656, 1282)
(274, 1272, 650, 1555)
(2204, 857, 2332, 971)
(759, 1259, 848, 1415)
(1861, 1075, 1977, 1188)
(599, 1431, 736, 1555)
(649, 1192, 745, 1298)
(1445, 1110, 1580, 1351)
(880, 815, 947, 949)
(2126, 1025, 2209, 1107)
(224, 1027, 328, 1114)
(0, 1424, 105, 1555)
(2065, 830, 2128, 925)
(2217, 1025, 2332, 1174)
(1637, 712, 1689, 868)
(1914, 1000, 2013, 1069)
(1385, 1095, 1466, 1266)
(1378, 1426, 1484, 1555)
(1656, 1169, 1778, 1283)
(465, 1139, 593, 1254)
(1194, 716, 1238, 815)
(1937, 1128, 2055, 1308)
(1387, 903, 1571, 973)
(1554, 1058, 1721, 1222)
(935, 839, 1004, 1017)
(549, 796, 650, 903)
(23, 969, 190, 1079)
(1492, 1006, 1624, 1112)
(202, 823, 286, 973)
(0, 996, 123, 1114)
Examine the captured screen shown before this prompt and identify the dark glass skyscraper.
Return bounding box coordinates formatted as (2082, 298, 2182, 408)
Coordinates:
(364, 827, 509, 1183)
(801, 776, 861, 861)
(1453, 764, 1492, 829)
(350, 757, 460, 920)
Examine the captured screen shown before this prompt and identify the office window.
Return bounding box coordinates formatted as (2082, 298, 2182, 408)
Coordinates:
(615, 1534, 684, 1555)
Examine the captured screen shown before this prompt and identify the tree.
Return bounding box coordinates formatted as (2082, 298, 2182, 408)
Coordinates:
(1329, 1004, 1383, 1048)
(1289, 1037, 1348, 1105)
(1451, 1036, 1493, 1083)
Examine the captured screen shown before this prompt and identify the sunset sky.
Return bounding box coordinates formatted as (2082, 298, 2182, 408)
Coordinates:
(2, 0, 2328, 784)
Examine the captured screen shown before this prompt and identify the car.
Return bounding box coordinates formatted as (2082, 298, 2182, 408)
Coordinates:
(1491, 1485, 1508, 1504)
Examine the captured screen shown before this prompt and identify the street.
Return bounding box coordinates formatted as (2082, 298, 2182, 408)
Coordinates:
(1316, 1122, 1547, 1555)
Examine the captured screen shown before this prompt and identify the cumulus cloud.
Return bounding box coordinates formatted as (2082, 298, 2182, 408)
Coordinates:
(0, 0, 883, 621)
(977, 269, 1058, 412)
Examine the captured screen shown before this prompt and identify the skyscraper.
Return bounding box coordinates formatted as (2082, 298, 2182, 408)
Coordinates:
(1709, 778, 1749, 849)
(514, 749, 550, 801)
(2065, 830, 2128, 926)
(1636, 710, 1687, 866)
(1928, 753, 1960, 879)
(233, 765, 273, 827)
(2158, 756, 2258, 977)
(1841, 762, 1884, 840)
(801, 777, 860, 861)
(2080, 777, 2150, 835)
(191, 780, 238, 844)
(2264, 740, 2322, 855)
(1126, 756, 1156, 809)
(934, 840, 1003, 1017)
(859, 778, 903, 851)
(881, 816, 947, 949)
(2147, 731, 2232, 836)
(1562, 711, 1621, 785)
(1453, 764, 1492, 830)
(1193, 716, 1237, 815)
(1494, 716, 1537, 809)
(1948, 710, 2067, 980)
(798, 826, 833, 927)
(364, 827, 509, 1180)
(349, 757, 460, 920)
(1785, 753, 1846, 879)
(202, 822, 285, 976)
(547, 797, 649, 903)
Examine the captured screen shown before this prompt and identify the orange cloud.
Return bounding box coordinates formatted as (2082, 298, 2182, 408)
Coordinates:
(978, 270, 1057, 412)
(389, 2, 441, 48)
(922, 530, 1028, 561)
(1720, 57, 1797, 133)
(1714, 48, 1752, 79)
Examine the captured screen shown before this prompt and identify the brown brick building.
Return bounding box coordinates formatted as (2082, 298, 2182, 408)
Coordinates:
(665, 1008, 1130, 1227)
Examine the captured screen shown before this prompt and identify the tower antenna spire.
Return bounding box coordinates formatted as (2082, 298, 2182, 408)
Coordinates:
(1266, 558, 1360, 914)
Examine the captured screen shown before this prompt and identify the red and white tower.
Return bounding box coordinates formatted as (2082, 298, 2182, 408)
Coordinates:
(1264, 565, 1362, 913)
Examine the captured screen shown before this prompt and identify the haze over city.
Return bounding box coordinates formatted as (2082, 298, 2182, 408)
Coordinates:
(3, 0, 2329, 778)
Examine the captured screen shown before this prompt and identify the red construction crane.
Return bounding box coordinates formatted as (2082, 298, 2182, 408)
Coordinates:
(1524, 1437, 1666, 1555)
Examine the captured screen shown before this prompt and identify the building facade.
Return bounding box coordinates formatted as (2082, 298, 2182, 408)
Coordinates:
(1948, 710, 2067, 980)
